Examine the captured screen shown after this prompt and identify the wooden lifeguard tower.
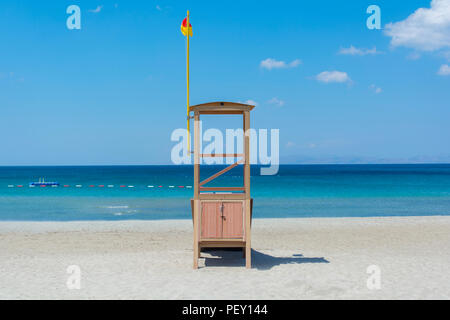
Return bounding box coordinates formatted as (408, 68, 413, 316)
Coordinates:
(190, 101, 255, 269)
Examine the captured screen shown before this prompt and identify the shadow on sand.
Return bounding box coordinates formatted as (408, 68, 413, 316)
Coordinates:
(202, 249, 329, 270)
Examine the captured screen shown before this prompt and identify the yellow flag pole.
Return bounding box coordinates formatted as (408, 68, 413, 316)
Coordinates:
(186, 10, 190, 154)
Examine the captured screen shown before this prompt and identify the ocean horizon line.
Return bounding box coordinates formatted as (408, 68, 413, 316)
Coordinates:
(1, 163, 450, 167)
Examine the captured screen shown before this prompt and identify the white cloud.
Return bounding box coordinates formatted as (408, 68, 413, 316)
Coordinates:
(89, 5, 103, 13)
(369, 84, 382, 94)
(338, 45, 382, 56)
(260, 59, 284, 70)
(288, 59, 302, 67)
(315, 71, 351, 83)
(268, 97, 285, 107)
(243, 100, 258, 106)
(260, 58, 302, 70)
(384, 0, 450, 52)
(437, 64, 450, 75)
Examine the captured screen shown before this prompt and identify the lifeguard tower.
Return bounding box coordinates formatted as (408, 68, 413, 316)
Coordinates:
(190, 101, 255, 269)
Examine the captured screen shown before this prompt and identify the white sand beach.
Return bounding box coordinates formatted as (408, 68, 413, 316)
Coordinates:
(1, 216, 450, 300)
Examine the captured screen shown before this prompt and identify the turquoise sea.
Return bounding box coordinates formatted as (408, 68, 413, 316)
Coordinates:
(1, 164, 450, 221)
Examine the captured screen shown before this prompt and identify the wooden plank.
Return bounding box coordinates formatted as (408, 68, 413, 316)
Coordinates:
(190, 199, 194, 225)
(244, 111, 250, 199)
(245, 199, 251, 269)
(244, 112, 251, 269)
(190, 101, 255, 113)
(245, 113, 252, 268)
(199, 159, 244, 186)
(194, 112, 200, 199)
(200, 187, 245, 192)
(193, 199, 199, 269)
(199, 193, 246, 200)
(200, 154, 243, 158)
(199, 242, 246, 248)
(200, 238, 246, 242)
(193, 112, 200, 269)
(199, 111, 244, 115)
(251, 198, 253, 227)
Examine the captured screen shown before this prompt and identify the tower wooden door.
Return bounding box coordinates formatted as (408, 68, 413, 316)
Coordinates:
(200, 201, 244, 239)
(222, 202, 244, 238)
(201, 202, 221, 239)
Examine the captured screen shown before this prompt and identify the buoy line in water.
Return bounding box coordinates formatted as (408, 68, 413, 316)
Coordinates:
(7, 185, 193, 189)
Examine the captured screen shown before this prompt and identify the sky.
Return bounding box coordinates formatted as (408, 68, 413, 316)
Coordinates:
(0, 0, 449, 165)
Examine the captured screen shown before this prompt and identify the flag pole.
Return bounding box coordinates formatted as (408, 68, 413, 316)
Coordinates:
(186, 10, 190, 154)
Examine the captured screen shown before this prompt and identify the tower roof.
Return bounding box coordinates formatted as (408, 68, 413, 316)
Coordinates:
(189, 101, 255, 114)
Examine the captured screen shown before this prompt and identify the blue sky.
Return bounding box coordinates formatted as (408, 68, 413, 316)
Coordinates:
(0, 0, 449, 165)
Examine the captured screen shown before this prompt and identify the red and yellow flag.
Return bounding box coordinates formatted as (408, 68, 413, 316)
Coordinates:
(180, 17, 193, 37)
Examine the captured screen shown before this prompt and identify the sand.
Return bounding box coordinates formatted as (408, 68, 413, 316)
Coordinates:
(1, 216, 450, 300)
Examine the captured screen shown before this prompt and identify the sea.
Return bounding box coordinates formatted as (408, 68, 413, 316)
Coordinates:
(0, 164, 449, 221)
